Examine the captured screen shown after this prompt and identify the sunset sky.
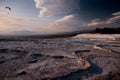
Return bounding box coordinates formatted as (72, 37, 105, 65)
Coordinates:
(0, 0, 120, 34)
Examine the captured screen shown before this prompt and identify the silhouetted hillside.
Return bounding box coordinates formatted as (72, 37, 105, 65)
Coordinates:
(92, 27, 120, 34)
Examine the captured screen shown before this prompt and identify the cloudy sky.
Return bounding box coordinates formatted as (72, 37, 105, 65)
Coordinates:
(0, 0, 120, 34)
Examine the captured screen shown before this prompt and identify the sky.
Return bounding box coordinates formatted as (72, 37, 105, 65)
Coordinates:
(0, 0, 120, 34)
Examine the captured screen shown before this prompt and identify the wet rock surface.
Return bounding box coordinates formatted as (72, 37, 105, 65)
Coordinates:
(0, 34, 120, 80)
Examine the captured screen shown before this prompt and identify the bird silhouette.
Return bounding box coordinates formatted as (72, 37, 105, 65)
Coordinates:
(5, 7, 11, 11)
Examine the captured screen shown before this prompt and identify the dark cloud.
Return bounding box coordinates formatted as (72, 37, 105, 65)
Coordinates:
(86, 11, 120, 29)
(43, 0, 120, 33)
(77, 0, 120, 21)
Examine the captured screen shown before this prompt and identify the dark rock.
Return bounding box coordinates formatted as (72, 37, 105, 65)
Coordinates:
(31, 53, 45, 58)
(0, 56, 5, 58)
(96, 44, 108, 47)
(52, 56, 64, 59)
(75, 50, 91, 54)
(41, 78, 50, 80)
(11, 50, 22, 53)
(0, 49, 8, 53)
(41, 42, 47, 44)
(0, 60, 5, 64)
(28, 59, 38, 63)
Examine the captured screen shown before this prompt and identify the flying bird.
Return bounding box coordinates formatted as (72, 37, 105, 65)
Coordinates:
(5, 7, 11, 11)
(5, 7, 12, 14)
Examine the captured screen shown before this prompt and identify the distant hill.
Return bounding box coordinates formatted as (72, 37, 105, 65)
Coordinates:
(0, 28, 119, 39)
(92, 27, 120, 34)
(11, 30, 38, 35)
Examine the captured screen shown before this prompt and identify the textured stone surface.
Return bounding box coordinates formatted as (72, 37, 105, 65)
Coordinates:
(0, 34, 120, 80)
